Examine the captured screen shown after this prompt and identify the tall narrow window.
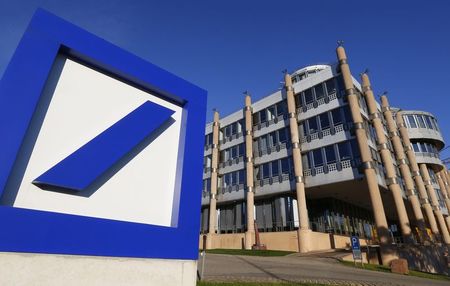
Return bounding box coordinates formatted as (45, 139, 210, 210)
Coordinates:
(416, 115, 426, 128)
(276, 101, 286, 116)
(278, 129, 287, 143)
(319, 113, 330, 130)
(325, 145, 336, 164)
(331, 108, 343, 125)
(253, 113, 260, 126)
(313, 149, 324, 167)
(308, 117, 318, 134)
(407, 115, 417, 128)
(304, 89, 314, 104)
(425, 116, 434, 129)
(315, 84, 325, 100)
(325, 78, 336, 94)
(280, 158, 289, 174)
(262, 163, 270, 179)
(260, 109, 267, 123)
(271, 161, 279, 177)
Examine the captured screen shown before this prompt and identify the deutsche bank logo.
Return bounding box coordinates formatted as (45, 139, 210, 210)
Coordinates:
(0, 9, 206, 260)
(34, 101, 174, 192)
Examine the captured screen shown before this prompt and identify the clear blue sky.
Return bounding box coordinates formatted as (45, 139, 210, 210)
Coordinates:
(1, 1, 450, 159)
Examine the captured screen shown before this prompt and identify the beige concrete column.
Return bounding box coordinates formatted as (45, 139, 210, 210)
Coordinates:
(380, 95, 427, 243)
(419, 163, 450, 244)
(396, 113, 440, 241)
(336, 45, 393, 265)
(244, 94, 255, 249)
(284, 72, 311, 253)
(436, 172, 450, 231)
(207, 111, 220, 249)
(361, 74, 412, 242)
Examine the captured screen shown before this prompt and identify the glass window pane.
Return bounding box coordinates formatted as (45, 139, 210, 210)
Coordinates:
(281, 158, 289, 174)
(260, 109, 267, 123)
(420, 142, 427, 152)
(270, 131, 277, 146)
(313, 149, 324, 167)
(315, 84, 325, 99)
(239, 143, 245, 157)
(268, 106, 276, 120)
(331, 108, 342, 125)
(425, 116, 434, 129)
(308, 117, 318, 133)
(325, 79, 336, 94)
(407, 115, 417, 128)
(412, 143, 420, 152)
(262, 163, 270, 178)
(325, 145, 336, 163)
(231, 146, 237, 158)
(416, 115, 426, 128)
(278, 129, 287, 143)
(338, 142, 351, 160)
(295, 93, 303, 108)
(350, 139, 360, 159)
(238, 169, 245, 184)
(304, 89, 313, 104)
(343, 105, 353, 123)
(276, 101, 286, 116)
(253, 113, 259, 125)
(319, 113, 330, 130)
(302, 154, 310, 169)
(271, 161, 279, 176)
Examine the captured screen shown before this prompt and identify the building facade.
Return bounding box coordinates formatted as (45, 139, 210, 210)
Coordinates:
(200, 44, 450, 264)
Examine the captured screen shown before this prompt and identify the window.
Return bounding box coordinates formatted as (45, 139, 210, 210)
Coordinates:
(416, 115, 426, 128)
(267, 105, 276, 121)
(406, 115, 417, 128)
(325, 79, 336, 94)
(238, 143, 245, 157)
(269, 131, 277, 146)
(271, 161, 279, 176)
(280, 158, 290, 174)
(231, 145, 238, 158)
(331, 108, 343, 125)
(308, 117, 318, 134)
(295, 93, 303, 108)
(262, 163, 270, 179)
(319, 113, 330, 130)
(343, 105, 353, 123)
(205, 133, 213, 146)
(325, 145, 336, 164)
(304, 88, 314, 104)
(338, 142, 351, 160)
(412, 143, 420, 152)
(350, 140, 360, 159)
(425, 116, 434, 129)
(302, 154, 310, 169)
(315, 84, 325, 100)
(231, 172, 237, 185)
(313, 149, 324, 167)
(260, 109, 267, 123)
(278, 128, 287, 143)
(253, 113, 260, 126)
(420, 142, 427, 153)
(276, 101, 286, 116)
(238, 169, 245, 184)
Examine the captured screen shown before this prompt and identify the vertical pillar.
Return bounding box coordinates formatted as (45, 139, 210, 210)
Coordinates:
(396, 113, 441, 241)
(380, 95, 427, 242)
(244, 94, 255, 249)
(419, 163, 450, 244)
(207, 111, 220, 249)
(336, 44, 393, 265)
(361, 74, 412, 242)
(436, 172, 450, 231)
(284, 72, 311, 253)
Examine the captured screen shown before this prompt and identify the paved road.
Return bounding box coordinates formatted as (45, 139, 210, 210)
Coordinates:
(199, 253, 450, 286)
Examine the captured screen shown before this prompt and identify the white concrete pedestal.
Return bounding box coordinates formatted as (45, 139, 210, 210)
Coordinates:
(0, 252, 197, 286)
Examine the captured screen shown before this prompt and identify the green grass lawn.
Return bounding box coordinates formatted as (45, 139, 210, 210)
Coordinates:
(203, 249, 295, 257)
(197, 282, 327, 286)
(339, 260, 450, 281)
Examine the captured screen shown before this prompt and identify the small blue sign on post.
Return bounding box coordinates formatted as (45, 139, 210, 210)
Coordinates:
(351, 236, 362, 264)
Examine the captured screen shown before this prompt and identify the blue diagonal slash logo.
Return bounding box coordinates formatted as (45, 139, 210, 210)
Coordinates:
(33, 101, 175, 192)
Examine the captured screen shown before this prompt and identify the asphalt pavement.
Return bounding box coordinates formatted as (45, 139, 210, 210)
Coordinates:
(199, 253, 450, 286)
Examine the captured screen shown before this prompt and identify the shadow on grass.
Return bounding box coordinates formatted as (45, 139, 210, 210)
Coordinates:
(339, 260, 450, 281)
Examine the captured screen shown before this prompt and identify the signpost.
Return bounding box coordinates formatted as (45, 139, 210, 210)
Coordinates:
(351, 236, 363, 267)
(0, 9, 207, 286)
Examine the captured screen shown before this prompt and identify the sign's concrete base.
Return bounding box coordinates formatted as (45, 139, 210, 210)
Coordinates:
(0, 252, 197, 286)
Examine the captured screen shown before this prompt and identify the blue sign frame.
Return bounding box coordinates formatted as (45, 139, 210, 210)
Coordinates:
(0, 9, 207, 260)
